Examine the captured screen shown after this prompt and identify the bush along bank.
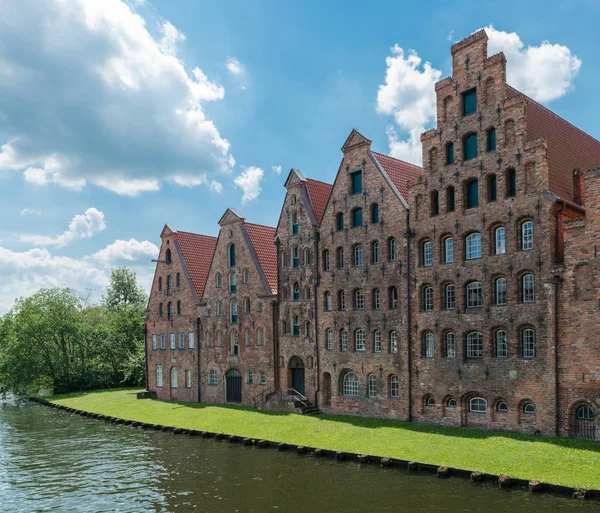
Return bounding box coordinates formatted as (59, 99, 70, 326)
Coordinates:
(30, 396, 598, 502)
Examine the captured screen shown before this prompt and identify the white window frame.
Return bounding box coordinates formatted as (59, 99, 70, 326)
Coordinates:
(466, 281, 483, 308)
(339, 290, 346, 311)
(389, 287, 398, 310)
(522, 274, 535, 303)
(326, 328, 333, 350)
(355, 289, 365, 310)
(372, 241, 380, 264)
(343, 372, 359, 397)
(389, 375, 399, 398)
(170, 367, 177, 389)
(495, 277, 507, 306)
(495, 330, 508, 358)
(466, 332, 483, 359)
(423, 241, 433, 267)
(522, 328, 536, 358)
(355, 329, 365, 351)
(247, 370, 253, 385)
(522, 221, 534, 250)
(469, 397, 487, 413)
(374, 330, 382, 353)
(325, 292, 332, 311)
(423, 332, 434, 358)
(445, 332, 456, 358)
(178, 332, 185, 350)
(188, 332, 195, 349)
(152, 334, 157, 350)
(185, 370, 191, 388)
(338, 248, 345, 269)
(340, 330, 348, 351)
(444, 284, 455, 310)
(390, 331, 398, 353)
(209, 369, 218, 385)
(466, 233, 482, 260)
(495, 227, 506, 255)
(156, 364, 163, 387)
(160, 334, 166, 350)
(444, 237, 454, 264)
(354, 244, 364, 267)
(170, 333, 176, 350)
(367, 374, 377, 398)
(389, 238, 397, 261)
(260, 372, 266, 385)
(423, 286, 433, 311)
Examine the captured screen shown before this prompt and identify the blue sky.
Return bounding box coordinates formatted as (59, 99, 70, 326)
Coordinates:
(1, 0, 598, 313)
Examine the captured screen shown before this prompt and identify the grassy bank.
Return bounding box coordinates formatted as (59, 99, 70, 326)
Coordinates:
(47, 388, 600, 490)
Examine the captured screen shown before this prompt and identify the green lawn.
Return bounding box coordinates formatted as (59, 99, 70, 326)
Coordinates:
(47, 388, 600, 490)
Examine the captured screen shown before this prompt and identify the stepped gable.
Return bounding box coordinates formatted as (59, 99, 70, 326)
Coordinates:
(306, 178, 333, 223)
(371, 151, 423, 201)
(244, 222, 277, 294)
(174, 231, 217, 300)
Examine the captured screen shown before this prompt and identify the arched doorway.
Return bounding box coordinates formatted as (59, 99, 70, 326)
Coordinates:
(225, 369, 242, 403)
(322, 372, 332, 406)
(288, 356, 305, 396)
(571, 404, 596, 440)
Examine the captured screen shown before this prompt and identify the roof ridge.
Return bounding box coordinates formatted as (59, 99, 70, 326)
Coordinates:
(371, 151, 423, 169)
(243, 221, 276, 230)
(306, 177, 333, 186)
(176, 230, 217, 238)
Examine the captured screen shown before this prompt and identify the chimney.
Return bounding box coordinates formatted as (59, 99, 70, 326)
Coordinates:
(573, 168, 584, 205)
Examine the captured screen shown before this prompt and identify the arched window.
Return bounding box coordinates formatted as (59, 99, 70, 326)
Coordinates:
(422, 241, 433, 266)
(495, 329, 508, 358)
(325, 291, 332, 311)
(425, 396, 435, 407)
(446, 143, 454, 165)
(229, 271, 237, 293)
(176, 273, 181, 288)
(487, 128, 496, 152)
(522, 221, 534, 250)
(389, 286, 398, 310)
(463, 133, 478, 161)
(522, 328, 536, 358)
(325, 328, 333, 350)
(292, 315, 300, 336)
(354, 289, 365, 310)
(338, 290, 346, 311)
(304, 286, 311, 300)
(177, 301, 182, 315)
(445, 332, 456, 358)
(576, 405, 594, 420)
(465, 179, 479, 209)
(494, 226, 505, 255)
(390, 331, 398, 353)
(367, 374, 377, 398)
(323, 249, 330, 271)
(303, 248, 311, 266)
(230, 300, 238, 323)
(337, 247, 345, 269)
(244, 329, 251, 346)
(292, 246, 300, 268)
(354, 244, 364, 266)
(431, 191, 439, 217)
(372, 288, 381, 310)
(466, 232, 482, 260)
(389, 375, 399, 398)
(423, 332, 434, 358)
(506, 168, 517, 197)
(209, 369, 218, 385)
(447, 398, 457, 409)
(291, 194, 297, 205)
(444, 237, 454, 264)
(230, 330, 239, 356)
(217, 301, 223, 317)
(371, 241, 380, 264)
(244, 297, 251, 313)
(342, 372, 359, 397)
(495, 277, 507, 305)
(205, 330, 213, 347)
(242, 268, 249, 284)
(523, 403, 536, 415)
(291, 212, 299, 235)
(167, 275, 173, 292)
(522, 273, 535, 303)
(257, 327, 265, 346)
(340, 330, 348, 351)
(371, 203, 379, 224)
(159, 303, 164, 317)
(352, 207, 363, 228)
(167, 302, 173, 318)
(466, 332, 483, 358)
(215, 273, 222, 288)
(336, 212, 344, 231)
(293, 282, 300, 301)
(466, 281, 483, 308)
(444, 283, 455, 310)
(170, 367, 177, 388)
(228, 244, 236, 268)
(374, 330, 382, 353)
(422, 286, 433, 311)
(355, 329, 365, 351)
(304, 320, 312, 338)
(470, 397, 487, 413)
(165, 248, 172, 265)
(388, 237, 397, 261)
(496, 401, 509, 412)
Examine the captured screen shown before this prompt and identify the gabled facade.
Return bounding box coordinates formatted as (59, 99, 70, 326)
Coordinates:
(145, 225, 217, 401)
(200, 209, 277, 406)
(275, 169, 332, 404)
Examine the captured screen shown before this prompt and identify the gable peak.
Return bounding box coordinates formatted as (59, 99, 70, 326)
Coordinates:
(284, 168, 307, 189)
(218, 208, 245, 226)
(160, 224, 176, 238)
(341, 129, 372, 153)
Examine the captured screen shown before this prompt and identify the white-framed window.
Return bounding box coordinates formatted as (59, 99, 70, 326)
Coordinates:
(229, 271, 237, 293)
(304, 286, 311, 300)
(444, 283, 455, 310)
(260, 371, 266, 385)
(466, 232, 482, 260)
(304, 320, 312, 338)
(522, 328, 536, 358)
(156, 364, 163, 387)
(423, 241, 433, 266)
(325, 291, 332, 311)
(522, 221, 534, 250)
(373, 288, 381, 310)
(495, 227, 506, 255)
(217, 301, 223, 317)
(444, 237, 454, 264)
(469, 397, 487, 413)
(230, 331, 239, 356)
(389, 375, 399, 398)
(340, 330, 348, 351)
(389, 287, 398, 310)
(293, 315, 300, 336)
(466, 281, 483, 308)
(339, 290, 346, 311)
(338, 247, 345, 269)
(355, 329, 365, 351)
(447, 398, 457, 409)
(367, 374, 377, 398)
(423, 332, 434, 358)
(209, 369, 218, 385)
(188, 332, 195, 349)
(423, 286, 433, 311)
(390, 331, 398, 354)
(342, 372, 359, 397)
(230, 299, 238, 324)
(523, 403, 536, 415)
(326, 328, 333, 350)
(170, 367, 177, 388)
(389, 238, 397, 261)
(293, 282, 300, 301)
(522, 273, 535, 303)
(496, 401, 509, 412)
(152, 334, 157, 350)
(445, 332, 456, 358)
(303, 248, 311, 266)
(247, 370, 253, 385)
(324, 250, 330, 271)
(355, 289, 365, 310)
(170, 333, 176, 350)
(466, 332, 483, 358)
(291, 212, 299, 235)
(354, 244, 364, 266)
(178, 332, 185, 349)
(243, 268, 249, 284)
(185, 370, 191, 388)
(257, 328, 265, 346)
(425, 396, 435, 407)
(495, 277, 507, 305)
(374, 330, 382, 353)
(495, 329, 508, 358)
(372, 241, 380, 264)
(160, 334, 166, 350)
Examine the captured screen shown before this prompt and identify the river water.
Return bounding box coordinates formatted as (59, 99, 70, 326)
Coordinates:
(0, 398, 596, 513)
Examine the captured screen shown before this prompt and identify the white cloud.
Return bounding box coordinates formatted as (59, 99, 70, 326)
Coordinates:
(234, 166, 264, 204)
(20, 208, 41, 216)
(0, 0, 234, 196)
(376, 45, 441, 164)
(484, 25, 582, 103)
(88, 238, 158, 266)
(19, 208, 106, 248)
(210, 180, 223, 193)
(226, 57, 244, 76)
(272, 165, 282, 175)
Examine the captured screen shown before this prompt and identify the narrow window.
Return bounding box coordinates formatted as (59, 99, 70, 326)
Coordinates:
(444, 237, 454, 264)
(217, 301, 223, 317)
(243, 268, 249, 283)
(466, 179, 479, 208)
(446, 143, 454, 165)
(209, 369, 218, 385)
(293, 282, 300, 301)
(423, 241, 433, 266)
(522, 221, 533, 250)
(160, 334, 166, 350)
(303, 248, 311, 266)
(167, 302, 173, 318)
(159, 303, 164, 318)
(244, 329, 251, 346)
(215, 273, 222, 288)
(292, 247, 300, 268)
(178, 332, 184, 349)
(152, 334, 157, 350)
(355, 289, 365, 310)
(326, 328, 333, 350)
(522, 274, 535, 303)
(355, 329, 365, 351)
(324, 250, 330, 271)
(371, 203, 379, 224)
(339, 290, 346, 311)
(466, 233, 482, 260)
(463, 133, 478, 161)
(158, 277, 162, 291)
(247, 370, 253, 385)
(431, 191, 439, 216)
(522, 329, 536, 358)
(229, 271, 237, 293)
(336, 213, 344, 231)
(325, 292, 332, 311)
(372, 241, 380, 264)
(351, 170, 362, 194)
(466, 281, 483, 308)
(260, 372, 266, 385)
(291, 212, 299, 235)
(469, 397, 487, 413)
(446, 186, 455, 212)
(466, 332, 483, 358)
(367, 374, 377, 398)
(293, 315, 300, 336)
(177, 301, 182, 316)
(281, 251, 287, 268)
(373, 288, 381, 310)
(165, 249, 172, 264)
(495, 330, 508, 358)
(185, 370, 191, 388)
(217, 331, 223, 347)
(167, 275, 173, 292)
(205, 330, 213, 347)
(230, 300, 238, 324)
(495, 277, 507, 306)
(389, 375, 399, 398)
(488, 175, 497, 202)
(338, 247, 345, 269)
(352, 208, 363, 228)
(176, 273, 181, 288)
(228, 244, 236, 268)
(495, 227, 505, 255)
(487, 128, 496, 152)
(389, 287, 398, 310)
(304, 286, 310, 300)
(281, 320, 288, 335)
(506, 169, 517, 197)
(156, 365, 163, 387)
(374, 330, 382, 352)
(257, 328, 265, 346)
(444, 284, 455, 310)
(423, 286, 433, 312)
(243, 297, 250, 313)
(354, 244, 364, 266)
(188, 332, 195, 349)
(423, 332, 434, 358)
(445, 332, 456, 358)
(305, 321, 312, 338)
(390, 331, 398, 353)
(170, 367, 177, 388)
(340, 330, 348, 351)
(389, 238, 397, 261)
(462, 89, 477, 116)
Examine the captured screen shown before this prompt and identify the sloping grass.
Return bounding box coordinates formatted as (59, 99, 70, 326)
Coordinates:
(47, 388, 600, 490)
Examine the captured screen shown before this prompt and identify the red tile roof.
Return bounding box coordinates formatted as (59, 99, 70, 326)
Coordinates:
(372, 151, 423, 202)
(244, 222, 277, 294)
(174, 231, 217, 300)
(306, 178, 332, 222)
(507, 85, 600, 202)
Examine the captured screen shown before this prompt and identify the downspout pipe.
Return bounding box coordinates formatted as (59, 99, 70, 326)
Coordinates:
(313, 231, 321, 406)
(196, 316, 201, 402)
(406, 221, 414, 423)
(274, 238, 281, 392)
(143, 323, 149, 391)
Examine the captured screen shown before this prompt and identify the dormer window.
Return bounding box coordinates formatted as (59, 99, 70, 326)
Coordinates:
(462, 89, 477, 116)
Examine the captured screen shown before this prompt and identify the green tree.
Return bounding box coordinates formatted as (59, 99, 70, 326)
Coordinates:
(103, 267, 147, 309)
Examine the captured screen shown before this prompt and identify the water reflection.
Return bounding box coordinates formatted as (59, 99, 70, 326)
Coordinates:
(0, 399, 595, 513)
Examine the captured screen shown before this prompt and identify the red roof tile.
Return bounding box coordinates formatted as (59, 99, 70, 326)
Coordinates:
(507, 85, 600, 202)
(244, 222, 277, 294)
(372, 151, 423, 202)
(174, 231, 217, 300)
(306, 178, 332, 223)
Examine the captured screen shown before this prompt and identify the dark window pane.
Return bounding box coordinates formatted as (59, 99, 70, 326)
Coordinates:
(489, 175, 497, 202)
(351, 171, 362, 194)
(467, 180, 479, 209)
(371, 204, 379, 224)
(353, 208, 363, 227)
(487, 128, 496, 151)
(447, 187, 455, 212)
(507, 169, 517, 197)
(463, 89, 477, 116)
(464, 133, 478, 161)
(337, 213, 344, 231)
(446, 143, 454, 165)
(431, 192, 439, 216)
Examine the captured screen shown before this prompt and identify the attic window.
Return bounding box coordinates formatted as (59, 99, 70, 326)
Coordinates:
(165, 249, 172, 265)
(350, 170, 362, 194)
(462, 89, 477, 116)
(291, 195, 297, 205)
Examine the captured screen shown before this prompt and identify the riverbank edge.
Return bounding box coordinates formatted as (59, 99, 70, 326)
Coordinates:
(30, 397, 598, 502)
